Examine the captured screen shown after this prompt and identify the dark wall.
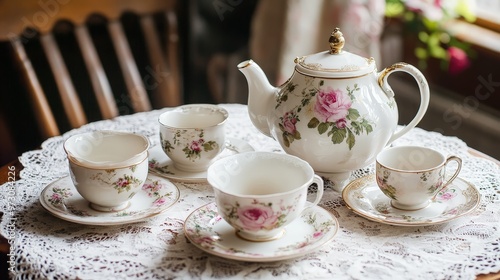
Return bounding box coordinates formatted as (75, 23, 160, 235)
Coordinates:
(181, 0, 258, 103)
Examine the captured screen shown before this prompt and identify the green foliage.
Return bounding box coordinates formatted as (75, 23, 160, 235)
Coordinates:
(385, 0, 475, 72)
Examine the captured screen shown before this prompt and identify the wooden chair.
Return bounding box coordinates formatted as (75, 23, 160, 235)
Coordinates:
(0, 0, 182, 140)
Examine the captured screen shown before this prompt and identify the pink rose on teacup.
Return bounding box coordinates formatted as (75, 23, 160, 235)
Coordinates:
(190, 140, 203, 152)
(237, 205, 279, 231)
(314, 87, 352, 123)
(116, 178, 130, 188)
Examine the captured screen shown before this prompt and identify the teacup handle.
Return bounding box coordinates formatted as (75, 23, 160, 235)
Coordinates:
(433, 156, 462, 199)
(304, 175, 324, 211)
(441, 156, 462, 188)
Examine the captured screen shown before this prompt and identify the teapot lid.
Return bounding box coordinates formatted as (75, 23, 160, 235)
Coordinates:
(294, 28, 376, 78)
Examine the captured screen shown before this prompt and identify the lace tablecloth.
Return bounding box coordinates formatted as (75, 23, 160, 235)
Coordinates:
(1, 104, 499, 279)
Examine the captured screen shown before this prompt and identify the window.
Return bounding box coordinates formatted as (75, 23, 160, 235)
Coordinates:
(475, 0, 500, 27)
(445, 1, 500, 56)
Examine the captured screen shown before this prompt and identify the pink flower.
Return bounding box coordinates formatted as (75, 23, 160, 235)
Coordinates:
(313, 231, 323, 238)
(438, 191, 456, 201)
(196, 236, 215, 246)
(282, 112, 298, 134)
(314, 87, 352, 123)
(336, 118, 347, 129)
(153, 197, 166, 206)
(190, 141, 202, 152)
(142, 183, 154, 196)
(448, 47, 470, 75)
(51, 193, 61, 201)
(143, 182, 163, 197)
(116, 178, 129, 188)
(237, 205, 279, 231)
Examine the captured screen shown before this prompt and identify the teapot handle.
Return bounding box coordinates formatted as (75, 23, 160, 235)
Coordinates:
(378, 62, 430, 144)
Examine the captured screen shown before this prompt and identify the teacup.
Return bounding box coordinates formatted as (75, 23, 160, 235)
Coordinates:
(207, 152, 324, 242)
(375, 146, 462, 210)
(64, 131, 150, 212)
(158, 104, 228, 172)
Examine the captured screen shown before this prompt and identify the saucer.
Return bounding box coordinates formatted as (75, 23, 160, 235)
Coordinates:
(148, 137, 254, 182)
(39, 174, 180, 225)
(342, 174, 481, 226)
(184, 202, 339, 262)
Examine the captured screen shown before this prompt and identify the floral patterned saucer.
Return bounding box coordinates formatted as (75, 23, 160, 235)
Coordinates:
(342, 174, 481, 226)
(39, 174, 180, 226)
(184, 202, 339, 262)
(148, 137, 254, 182)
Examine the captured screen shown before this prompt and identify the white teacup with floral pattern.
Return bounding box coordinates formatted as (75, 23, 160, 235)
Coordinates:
(64, 131, 150, 212)
(158, 104, 228, 172)
(376, 146, 462, 211)
(207, 152, 324, 242)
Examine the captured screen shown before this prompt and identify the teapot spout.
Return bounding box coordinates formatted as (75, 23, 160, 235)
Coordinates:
(238, 60, 277, 137)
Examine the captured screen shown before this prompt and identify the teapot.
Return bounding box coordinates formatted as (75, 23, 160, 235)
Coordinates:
(238, 28, 430, 191)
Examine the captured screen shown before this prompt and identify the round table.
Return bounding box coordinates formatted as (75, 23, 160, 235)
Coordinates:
(1, 104, 499, 279)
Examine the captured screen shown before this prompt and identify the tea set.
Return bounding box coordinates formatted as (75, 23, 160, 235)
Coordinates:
(39, 29, 480, 261)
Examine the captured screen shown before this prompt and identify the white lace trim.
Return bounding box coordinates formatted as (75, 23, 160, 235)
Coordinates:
(1, 104, 499, 279)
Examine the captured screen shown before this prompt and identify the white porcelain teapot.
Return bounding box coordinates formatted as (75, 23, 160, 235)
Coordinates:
(238, 28, 430, 191)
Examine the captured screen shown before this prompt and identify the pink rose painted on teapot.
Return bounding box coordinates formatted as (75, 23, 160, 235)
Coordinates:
(315, 86, 352, 123)
(282, 111, 299, 135)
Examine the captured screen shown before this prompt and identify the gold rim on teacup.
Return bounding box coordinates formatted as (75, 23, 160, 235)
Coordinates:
(158, 104, 228, 129)
(67, 153, 149, 170)
(64, 130, 150, 169)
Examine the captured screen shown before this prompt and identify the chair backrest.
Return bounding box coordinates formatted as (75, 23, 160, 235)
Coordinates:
(0, 0, 182, 139)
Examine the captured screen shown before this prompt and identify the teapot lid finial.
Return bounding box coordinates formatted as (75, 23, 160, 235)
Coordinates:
(329, 28, 344, 54)
(295, 27, 376, 78)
